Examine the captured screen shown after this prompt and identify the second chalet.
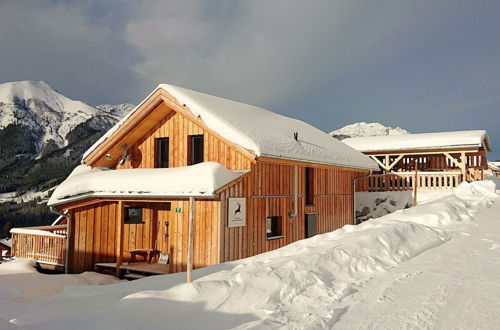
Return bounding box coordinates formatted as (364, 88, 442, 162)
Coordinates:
(12, 84, 378, 276)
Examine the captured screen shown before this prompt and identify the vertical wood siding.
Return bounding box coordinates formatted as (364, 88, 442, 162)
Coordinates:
(117, 111, 253, 170)
(67, 104, 367, 273)
(218, 161, 366, 263)
(69, 200, 220, 273)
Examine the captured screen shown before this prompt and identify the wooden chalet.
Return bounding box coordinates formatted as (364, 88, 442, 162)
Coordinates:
(0, 238, 11, 260)
(343, 131, 491, 192)
(488, 162, 500, 177)
(11, 84, 377, 276)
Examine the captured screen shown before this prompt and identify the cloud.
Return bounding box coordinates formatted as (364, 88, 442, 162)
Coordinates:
(1, 0, 499, 158)
(0, 0, 142, 105)
(123, 1, 402, 107)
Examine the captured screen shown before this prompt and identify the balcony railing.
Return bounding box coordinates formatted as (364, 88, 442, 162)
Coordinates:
(356, 171, 463, 192)
(11, 225, 67, 266)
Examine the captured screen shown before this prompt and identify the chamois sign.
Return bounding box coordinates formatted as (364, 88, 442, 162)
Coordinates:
(228, 198, 246, 227)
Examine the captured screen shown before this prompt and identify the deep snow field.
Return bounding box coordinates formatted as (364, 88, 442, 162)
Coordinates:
(0, 179, 499, 329)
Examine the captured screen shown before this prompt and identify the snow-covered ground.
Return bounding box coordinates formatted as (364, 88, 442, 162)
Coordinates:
(0, 180, 498, 329)
(355, 189, 455, 222)
(0, 187, 56, 204)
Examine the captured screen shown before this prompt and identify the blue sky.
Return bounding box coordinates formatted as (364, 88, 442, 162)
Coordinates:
(1, 1, 499, 159)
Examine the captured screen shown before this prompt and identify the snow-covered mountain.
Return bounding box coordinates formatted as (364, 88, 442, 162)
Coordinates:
(0, 81, 127, 155)
(330, 122, 410, 140)
(95, 103, 135, 120)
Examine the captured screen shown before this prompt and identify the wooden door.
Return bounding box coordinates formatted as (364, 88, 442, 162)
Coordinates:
(305, 213, 317, 238)
(153, 202, 172, 254)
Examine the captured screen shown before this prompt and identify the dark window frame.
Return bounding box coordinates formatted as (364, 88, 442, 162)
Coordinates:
(266, 216, 283, 239)
(155, 137, 169, 168)
(188, 134, 204, 165)
(124, 207, 144, 224)
(305, 167, 314, 205)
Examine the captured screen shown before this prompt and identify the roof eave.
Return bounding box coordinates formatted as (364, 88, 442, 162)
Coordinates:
(48, 192, 219, 208)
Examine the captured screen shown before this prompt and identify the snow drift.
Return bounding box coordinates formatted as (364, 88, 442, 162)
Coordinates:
(2, 181, 498, 329)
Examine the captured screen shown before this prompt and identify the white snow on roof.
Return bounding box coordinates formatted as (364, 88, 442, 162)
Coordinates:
(83, 84, 378, 170)
(0, 238, 11, 248)
(343, 130, 490, 153)
(48, 162, 247, 206)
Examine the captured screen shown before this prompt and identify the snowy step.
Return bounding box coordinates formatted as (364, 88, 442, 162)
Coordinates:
(123, 273, 147, 281)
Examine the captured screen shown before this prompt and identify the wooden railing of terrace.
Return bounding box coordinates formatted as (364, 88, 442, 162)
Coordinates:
(11, 225, 67, 266)
(355, 172, 462, 192)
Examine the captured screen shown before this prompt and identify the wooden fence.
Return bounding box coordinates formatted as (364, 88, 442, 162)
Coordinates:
(11, 225, 67, 265)
(356, 172, 462, 192)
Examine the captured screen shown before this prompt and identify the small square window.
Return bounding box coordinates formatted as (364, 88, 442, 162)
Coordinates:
(125, 207, 143, 224)
(266, 216, 283, 239)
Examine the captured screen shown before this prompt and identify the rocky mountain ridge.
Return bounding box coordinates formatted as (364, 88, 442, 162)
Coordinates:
(330, 122, 410, 140)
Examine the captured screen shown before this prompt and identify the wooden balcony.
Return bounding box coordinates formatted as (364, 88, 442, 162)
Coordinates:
(11, 225, 67, 266)
(356, 171, 463, 192)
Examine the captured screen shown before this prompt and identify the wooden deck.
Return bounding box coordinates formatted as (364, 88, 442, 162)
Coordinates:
(95, 262, 170, 277)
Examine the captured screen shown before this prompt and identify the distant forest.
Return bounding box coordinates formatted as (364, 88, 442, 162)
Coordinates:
(0, 122, 108, 237)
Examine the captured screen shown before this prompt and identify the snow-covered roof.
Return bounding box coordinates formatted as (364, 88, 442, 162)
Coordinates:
(48, 162, 248, 206)
(83, 84, 378, 170)
(488, 162, 500, 171)
(343, 130, 491, 153)
(0, 238, 11, 248)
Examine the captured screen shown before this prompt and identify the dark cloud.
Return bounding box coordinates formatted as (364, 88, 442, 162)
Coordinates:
(0, 0, 144, 105)
(1, 0, 499, 158)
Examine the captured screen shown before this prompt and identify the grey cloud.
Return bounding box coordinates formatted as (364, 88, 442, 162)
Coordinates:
(0, 0, 143, 105)
(1, 0, 499, 158)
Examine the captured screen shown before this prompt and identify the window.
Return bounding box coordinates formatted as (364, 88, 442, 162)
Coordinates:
(125, 207, 143, 224)
(305, 167, 314, 205)
(155, 137, 169, 168)
(189, 134, 204, 165)
(266, 216, 283, 239)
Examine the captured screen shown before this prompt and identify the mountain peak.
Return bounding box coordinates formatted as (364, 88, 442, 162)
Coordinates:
(330, 122, 410, 140)
(0, 80, 119, 154)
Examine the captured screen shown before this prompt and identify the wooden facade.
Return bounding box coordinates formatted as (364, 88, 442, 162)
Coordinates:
(21, 88, 371, 274)
(62, 161, 365, 273)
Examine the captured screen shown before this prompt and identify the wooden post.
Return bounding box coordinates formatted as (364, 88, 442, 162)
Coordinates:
(116, 201, 124, 277)
(413, 161, 418, 206)
(461, 152, 467, 182)
(187, 197, 195, 283)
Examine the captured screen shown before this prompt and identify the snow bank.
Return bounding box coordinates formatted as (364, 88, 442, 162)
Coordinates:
(4, 181, 498, 329)
(356, 191, 413, 222)
(382, 181, 497, 227)
(355, 190, 455, 222)
(48, 162, 247, 206)
(0, 259, 118, 327)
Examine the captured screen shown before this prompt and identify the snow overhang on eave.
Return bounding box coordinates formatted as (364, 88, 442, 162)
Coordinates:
(361, 144, 483, 154)
(48, 192, 220, 208)
(259, 154, 379, 171)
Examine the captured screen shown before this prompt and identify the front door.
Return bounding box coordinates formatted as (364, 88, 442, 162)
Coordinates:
(152, 202, 172, 255)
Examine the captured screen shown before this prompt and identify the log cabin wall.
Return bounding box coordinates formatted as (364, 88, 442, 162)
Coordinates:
(218, 160, 367, 263)
(116, 110, 253, 170)
(68, 199, 221, 273)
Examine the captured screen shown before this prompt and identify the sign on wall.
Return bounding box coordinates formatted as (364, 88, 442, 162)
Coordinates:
(228, 198, 246, 228)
